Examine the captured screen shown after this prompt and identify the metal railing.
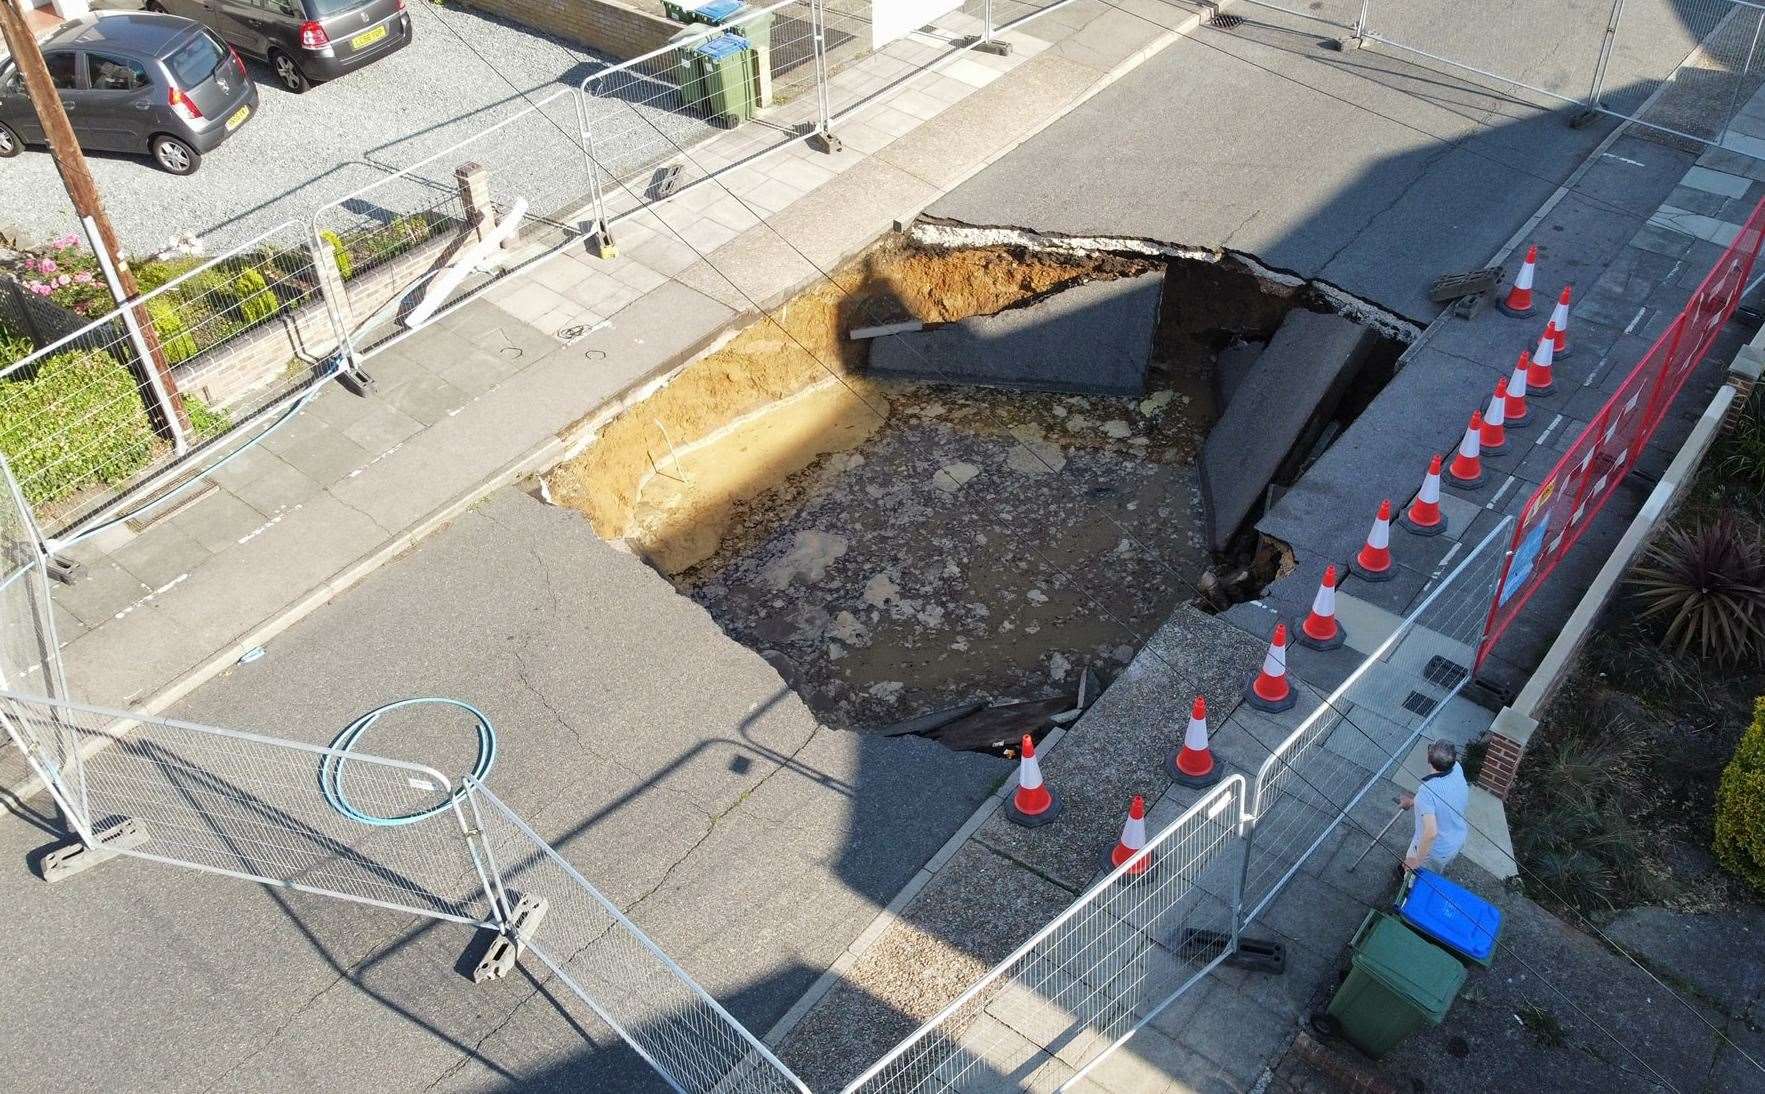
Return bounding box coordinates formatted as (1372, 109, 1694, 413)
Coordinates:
(0, 221, 346, 543)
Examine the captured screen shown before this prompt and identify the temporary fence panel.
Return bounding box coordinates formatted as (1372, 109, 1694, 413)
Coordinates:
(0, 692, 499, 925)
(0, 454, 72, 804)
(0, 221, 344, 542)
(1480, 196, 1765, 665)
(1357, 0, 1620, 113)
(464, 781, 812, 1094)
(314, 88, 594, 357)
(843, 777, 1249, 1094)
(1233, 0, 1364, 33)
(579, 1, 831, 230)
(1601, 0, 1765, 144)
(1237, 520, 1512, 926)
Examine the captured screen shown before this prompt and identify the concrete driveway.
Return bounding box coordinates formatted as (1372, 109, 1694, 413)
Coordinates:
(5, 1, 607, 254)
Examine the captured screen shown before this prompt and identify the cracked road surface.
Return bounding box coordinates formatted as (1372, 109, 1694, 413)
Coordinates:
(929, 10, 1630, 319)
(0, 488, 1006, 1091)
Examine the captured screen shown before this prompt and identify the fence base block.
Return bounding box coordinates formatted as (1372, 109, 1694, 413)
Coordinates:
(808, 131, 843, 155)
(45, 554, 82, 586)
(40, 818, 149, 884)
(472, 892, 549, 983)
(966, 36, 1012, 57)
(1176, 928, 1286, 975)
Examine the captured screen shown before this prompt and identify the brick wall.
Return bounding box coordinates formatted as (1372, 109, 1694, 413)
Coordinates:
(462, 0, 680, 61)
(1475, 731, 1526, 799)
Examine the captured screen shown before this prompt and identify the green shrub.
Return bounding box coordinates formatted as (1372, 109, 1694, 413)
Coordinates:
(1713, 696, 1765, 894)
(321, 230, 353, 281)
(1629, 518, 1765, 664)
(133, 255, 204, 293)
(1, 326, 32, 369)
(147, 298, 200, 365)
(232, 268, 280, 326)
(0, 347, 157, 506)
(183, 395, 228, 439)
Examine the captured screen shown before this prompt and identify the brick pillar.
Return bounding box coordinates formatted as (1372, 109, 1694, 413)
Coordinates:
(1477, 733, 1525, 799)
(1729, 343, 1763, 431)
(455, 162, 496, 244)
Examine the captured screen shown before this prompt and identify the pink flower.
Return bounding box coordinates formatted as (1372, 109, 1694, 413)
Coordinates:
(52, 233, 78, 250)
(38, 258, 57, 275)
(74, 271, 94, 284)
(23, 258, 39, 273)
(28, 283, 52, 297)
(56, 274, 71, 286)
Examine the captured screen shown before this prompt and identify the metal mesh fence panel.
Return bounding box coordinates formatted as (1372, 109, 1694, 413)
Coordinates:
(0, 692, 497, 923)
(1359, 0, 1616, 109)
(1238, 519, 1512, 924)
(1482, 196, 1765, 662)
(0, 222, 342, 540)
(464, 781, 811, 1094)
(0, 455, 73, 804)
(314, 88, 593, 354)
(1602, 0, 1765, 142)
(843, 777, 1248, 1094)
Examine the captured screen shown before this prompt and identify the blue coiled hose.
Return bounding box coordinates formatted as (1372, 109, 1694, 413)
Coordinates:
(320, 697, 495, 825)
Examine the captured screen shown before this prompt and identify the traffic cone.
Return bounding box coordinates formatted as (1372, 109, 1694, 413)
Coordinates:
(1247, 623, 1296, 713)
(1481, 380, 1508, 452)
(1403, 454, 1446, 536)
(1499, 244, 1538, 317)
(1505, 352, 1532, 427)
(1528, 323, 1557, 396)
(1353, 500, 1394, 582)
(1170, 696, 1223, 787)
(1005, 733, 1061, 827)
(1550, 285, 1572, 358)
(1448, 411, 1486, 488)
(1110, 795, 1151, 876)
(1298, 565, 1346, 650)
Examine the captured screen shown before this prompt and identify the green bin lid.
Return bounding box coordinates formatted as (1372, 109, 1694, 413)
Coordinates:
(1351, 913, 1467, 1018)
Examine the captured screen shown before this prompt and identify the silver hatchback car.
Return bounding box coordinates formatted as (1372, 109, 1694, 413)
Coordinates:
(0, 12, 258, 175)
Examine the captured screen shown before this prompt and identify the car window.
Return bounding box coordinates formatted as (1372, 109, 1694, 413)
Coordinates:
(0, 65, 22, 97)
(87, 53, 151, 93)
(309, 0, 367, 17)
(43, 51, 80, 91)
(164, 30, 224, 88)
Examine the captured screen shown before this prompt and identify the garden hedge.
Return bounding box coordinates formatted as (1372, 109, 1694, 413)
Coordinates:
(1714, 696, 1765, 893)
(0, 347, 157, 506)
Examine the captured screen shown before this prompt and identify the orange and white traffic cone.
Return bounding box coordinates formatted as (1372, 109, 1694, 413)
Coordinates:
(1352, 499, 1395, 582)
(1247, 623, 1296, 713)
(1170, 696, 1223, 787)
(1110, 795, 1151, 876)
(1481, 380, 1508, 452)
(1505, 353, 1532, 427)
(1005, 733, 1061, 827)
(1297, 565, 1346, 650)
(1403, 454, 1446, 536)
(1448, 411, 1486, 488)
(1528, 323, 1557, 396)
(1550, 285, 1572, 358)
(1499, 244, 1538, 317)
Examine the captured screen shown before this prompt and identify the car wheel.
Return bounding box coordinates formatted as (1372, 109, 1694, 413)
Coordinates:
(150, 134, 200, 175)
(269, 50, 309, 94)
(0, 122, 20, 158)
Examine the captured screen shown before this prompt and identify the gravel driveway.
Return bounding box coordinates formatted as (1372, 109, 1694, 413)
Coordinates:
(3, 2, 614, 254)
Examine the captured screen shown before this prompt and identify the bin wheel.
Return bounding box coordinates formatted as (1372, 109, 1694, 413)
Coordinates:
(1308, 1011, 1342, 1040)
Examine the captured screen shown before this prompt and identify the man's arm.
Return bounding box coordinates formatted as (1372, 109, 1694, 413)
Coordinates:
(1405, 812, 1438, 871)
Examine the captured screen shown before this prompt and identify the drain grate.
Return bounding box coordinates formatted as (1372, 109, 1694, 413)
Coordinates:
(1422, 655, 1469, 689)
(1209, 12, 1244, 27)
(1402, 692, 1439, 718)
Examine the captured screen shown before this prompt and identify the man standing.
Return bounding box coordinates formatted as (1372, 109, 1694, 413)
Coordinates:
(1399, 740, 1469, 874)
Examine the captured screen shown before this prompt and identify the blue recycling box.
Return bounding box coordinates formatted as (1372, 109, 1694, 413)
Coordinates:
(1397, 869, 1502, 967)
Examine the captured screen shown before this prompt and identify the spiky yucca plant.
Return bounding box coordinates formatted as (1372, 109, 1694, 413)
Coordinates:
(1629, 519, 1765, 665)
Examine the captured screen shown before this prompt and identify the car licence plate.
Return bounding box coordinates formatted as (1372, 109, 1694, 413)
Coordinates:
(225, 105, 250, 132)
(351, 24, 388, 49)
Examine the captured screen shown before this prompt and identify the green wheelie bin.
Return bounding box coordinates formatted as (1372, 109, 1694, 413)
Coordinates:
(1323, 910, 1467, 1057)
(679, 33, 756, 127)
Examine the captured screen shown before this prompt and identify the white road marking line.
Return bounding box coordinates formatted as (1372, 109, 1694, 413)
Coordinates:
(1624, 307, 1647, 334)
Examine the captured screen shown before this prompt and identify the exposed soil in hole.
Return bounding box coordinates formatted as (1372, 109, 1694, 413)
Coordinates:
(547, 235, 1388, 738)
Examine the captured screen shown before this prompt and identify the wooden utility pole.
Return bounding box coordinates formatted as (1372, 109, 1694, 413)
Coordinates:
(0, 1, 188, 437)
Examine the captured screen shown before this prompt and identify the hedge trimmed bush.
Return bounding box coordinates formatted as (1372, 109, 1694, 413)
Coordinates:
(0, 347, 157, 506)
(1714, 696, 1765, 894)
(233, 268, 280, 326)
(321, 230, 354, 281)
(147, 298, 200, 364)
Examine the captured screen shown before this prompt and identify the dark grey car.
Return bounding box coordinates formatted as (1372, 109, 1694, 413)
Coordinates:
(145, 0, 411, 94)
(0, 12, 258, 175)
